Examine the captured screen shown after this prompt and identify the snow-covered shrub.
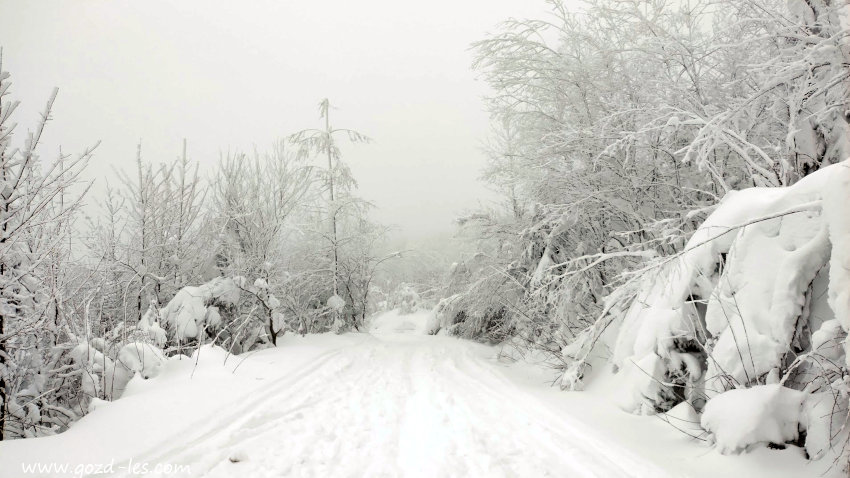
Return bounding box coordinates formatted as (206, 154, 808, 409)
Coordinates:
(700, 382, 848, 459)
(701, 385, 805, 454)
(243, 276, 287, 346)
(610, 162, 847, 403)
(137, 299, 168, 347)
(427, 294, 463, 335)
(160, 276, 243, 342)
(587, 160, 850, 460)
(432, 279, 518, 342)
(428, 221, 529, 343)
(69, 341, 165, 403)
(327, 294, 346, 312)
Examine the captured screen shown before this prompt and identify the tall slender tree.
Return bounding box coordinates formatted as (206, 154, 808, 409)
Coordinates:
(289, 99, 369, 326)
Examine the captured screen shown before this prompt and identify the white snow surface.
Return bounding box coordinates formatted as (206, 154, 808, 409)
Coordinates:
(0, 333, 838, 478)
(368, 308, 434, 335)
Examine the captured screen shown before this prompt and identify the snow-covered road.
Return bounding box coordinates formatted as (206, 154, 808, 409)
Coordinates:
(0, 313, 838, 478)
(116, 332, 666, 478)
(1, 313, 832, 478)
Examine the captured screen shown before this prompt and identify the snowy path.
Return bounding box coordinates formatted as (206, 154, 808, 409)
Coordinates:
(121, 333, 669, 478)
(0, 313, 833, 478)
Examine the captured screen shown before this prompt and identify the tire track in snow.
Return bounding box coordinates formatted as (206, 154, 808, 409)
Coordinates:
(202, 340, 416, 477)
(119, 344, 363, 477)
(113, 335, 673, 478)
(437, 345, 670, 477)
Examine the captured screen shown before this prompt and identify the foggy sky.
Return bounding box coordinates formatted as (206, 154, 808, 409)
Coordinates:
(0, 0, 545, 239)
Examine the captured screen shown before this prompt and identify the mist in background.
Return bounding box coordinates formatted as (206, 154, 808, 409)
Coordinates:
(0, 0, 545, 241)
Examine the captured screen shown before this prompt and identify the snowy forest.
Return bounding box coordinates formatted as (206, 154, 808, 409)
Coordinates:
(1, 0, 849, 476)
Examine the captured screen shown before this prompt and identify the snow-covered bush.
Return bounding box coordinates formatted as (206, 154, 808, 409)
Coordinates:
(700, 383, 848, 460)
(241, 276, 287, 346)
(570, 160, 850, 461)
(70, 341, 165, 403)
(610, 161, 847, 400)
(137, 300, 167, 347)
(160, 276, 242, 342)
(327, 294, 346, 312)
(428, 221, 528, 343)
(427, 294, 463, 335)
(701, 385, 806, 454)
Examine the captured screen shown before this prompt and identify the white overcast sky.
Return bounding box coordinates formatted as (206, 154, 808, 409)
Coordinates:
(0, 0, 546, 239)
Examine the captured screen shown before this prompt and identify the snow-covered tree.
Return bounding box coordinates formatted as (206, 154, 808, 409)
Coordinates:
(84, 140, 208, 339)
(209, 142, 315, 347)
(461, 0, 850, 464)
(0, 59, 92, 439)
(290, 99, 370, 329)
(462, 0, 848, 350)
(117, 141, 208, 315)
